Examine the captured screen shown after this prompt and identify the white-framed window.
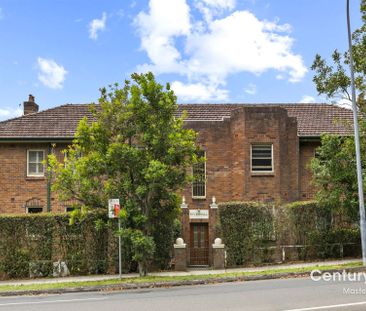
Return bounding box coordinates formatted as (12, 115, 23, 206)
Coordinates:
(251, 144, 273, 173)
(27, 150, 45, 177)
(192, 150, 206, 198)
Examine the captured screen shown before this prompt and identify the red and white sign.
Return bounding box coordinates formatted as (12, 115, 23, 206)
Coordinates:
(108, 199, 120, 218)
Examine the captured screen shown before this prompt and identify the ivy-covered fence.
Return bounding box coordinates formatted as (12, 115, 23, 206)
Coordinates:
(0, 211, 117, 280)
(219, 201, 361, 267)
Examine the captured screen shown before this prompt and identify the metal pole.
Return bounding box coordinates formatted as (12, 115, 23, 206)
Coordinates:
(118, 217, 122, 278)
(347, 0, 366, 266)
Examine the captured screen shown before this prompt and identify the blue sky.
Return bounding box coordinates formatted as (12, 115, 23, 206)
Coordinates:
(0, 0, 362, 120)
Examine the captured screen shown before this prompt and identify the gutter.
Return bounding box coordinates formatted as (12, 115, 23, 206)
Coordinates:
(0, 137, 73, 143)
(299, 136, 321, 142)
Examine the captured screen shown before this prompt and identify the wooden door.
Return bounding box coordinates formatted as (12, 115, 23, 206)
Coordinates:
(190, 223, 209, 265)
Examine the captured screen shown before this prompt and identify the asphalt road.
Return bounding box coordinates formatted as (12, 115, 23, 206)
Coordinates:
(1, 277, 366, 311)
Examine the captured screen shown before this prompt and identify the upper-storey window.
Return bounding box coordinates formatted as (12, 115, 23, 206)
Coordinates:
(27, 150, 45, 177)
(251, 144, 273, 173)
(192, 150, 206, 198)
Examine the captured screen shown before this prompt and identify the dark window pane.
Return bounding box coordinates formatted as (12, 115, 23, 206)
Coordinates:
(27, 207, 43, 214)
(192, 151, 206, 197)
(252, 159, 272, 166)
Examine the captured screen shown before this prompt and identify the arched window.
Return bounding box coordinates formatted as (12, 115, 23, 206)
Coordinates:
(25, 198, 44, 214)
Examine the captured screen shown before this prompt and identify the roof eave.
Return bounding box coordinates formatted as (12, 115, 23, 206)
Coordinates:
(0, 137, 74, 143)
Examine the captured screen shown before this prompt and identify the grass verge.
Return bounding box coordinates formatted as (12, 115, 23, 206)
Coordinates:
(0, 261, 362, 293)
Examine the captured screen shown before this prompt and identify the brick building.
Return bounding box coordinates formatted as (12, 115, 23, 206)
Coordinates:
(0, 96, 354, 266)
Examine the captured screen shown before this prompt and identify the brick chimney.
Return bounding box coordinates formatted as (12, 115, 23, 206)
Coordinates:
(23, 94, 39, 115)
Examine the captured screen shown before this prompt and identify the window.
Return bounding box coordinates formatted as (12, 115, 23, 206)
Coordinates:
(27, 207, 43, 214)
(65, 206, 75, 213)
(192, 150, 206, 198)
(25, 198, 43, 214)
(251, 144, 273, 172)
(27, 150, 45, 177)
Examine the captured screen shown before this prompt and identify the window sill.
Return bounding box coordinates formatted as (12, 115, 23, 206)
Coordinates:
(26, 176, 46, 181)
(192, 196, 206, 200)
(251, 172, 275, 177)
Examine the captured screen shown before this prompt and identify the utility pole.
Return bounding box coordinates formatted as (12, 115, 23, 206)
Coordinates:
(346, 0, 366, 266)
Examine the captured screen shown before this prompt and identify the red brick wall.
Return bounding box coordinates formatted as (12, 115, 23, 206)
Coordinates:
(179, 106, 305, 264)
(299, 141, 320, 200)
(0, 142, 68, 214)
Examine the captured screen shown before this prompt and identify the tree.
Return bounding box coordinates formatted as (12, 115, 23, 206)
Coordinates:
(310, 0, 366, 220)
(49, 72, 199, 275)
(311, 0, 366, 108)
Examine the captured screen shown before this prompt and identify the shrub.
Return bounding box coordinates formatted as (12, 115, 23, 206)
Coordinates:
(218, 202, 274, 266)
(0, 211, 109, 279)
(219, 200, 361, 266)
(277, 201, 360, 260)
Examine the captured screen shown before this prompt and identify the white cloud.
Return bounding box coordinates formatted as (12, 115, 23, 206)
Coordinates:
(37, 57, 67, 89)
(199, 0, 236, 10)
(299, 95, 315, 103)
(171, 81, 228, 101)
(334, 98, 352, 109)
(195, 0, 235, 22)
(89, 12, 107, 40)
(135, 0, 190, 73)
(244, 83, 257, 95)
(135, 0, 307, 101)
(0, 107, 22, 120)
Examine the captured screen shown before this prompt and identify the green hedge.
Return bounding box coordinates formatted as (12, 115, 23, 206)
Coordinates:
(219, 201, 361, 267)
(278, 200, 331, 245)
(278, 201, 360, 259)
(218, 202, 274, 266)
(0, 211, 111, 279)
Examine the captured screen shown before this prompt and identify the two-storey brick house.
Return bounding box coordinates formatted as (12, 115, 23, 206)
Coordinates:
(0, 95, 354, 265)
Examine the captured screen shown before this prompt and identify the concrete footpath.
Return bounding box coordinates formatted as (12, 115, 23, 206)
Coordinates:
(0, 258, 360, 287)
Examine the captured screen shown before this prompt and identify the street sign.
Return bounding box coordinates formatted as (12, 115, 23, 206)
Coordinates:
(108, 199, 120, 219)
(108, 198, 122, 278)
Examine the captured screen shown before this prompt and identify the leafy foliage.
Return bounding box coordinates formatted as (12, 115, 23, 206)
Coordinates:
(218, 202, 274, 266)
(49, 72, 198, 275)
(219, 201, 360, 266)
(277, 201, 360, 259)
(311, 0, 366, 105)
(0, 212, 109, 279)
(310, 135, 366, 222)
(310, 1, 366, 221)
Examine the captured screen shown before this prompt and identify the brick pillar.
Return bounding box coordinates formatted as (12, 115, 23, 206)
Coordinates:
(212, 238, 225, 269)
(174, 238, 187, 271)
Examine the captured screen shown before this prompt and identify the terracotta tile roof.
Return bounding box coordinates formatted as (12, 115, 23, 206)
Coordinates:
(0, 103, 354, 139)
(178, 104, 354, 136)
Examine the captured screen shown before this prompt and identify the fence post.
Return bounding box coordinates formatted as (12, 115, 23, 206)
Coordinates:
(174, 238, 187, 271)
(212, 238, 225, 269)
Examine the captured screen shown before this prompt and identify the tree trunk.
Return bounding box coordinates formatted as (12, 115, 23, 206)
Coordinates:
(138, 261, 147, 276)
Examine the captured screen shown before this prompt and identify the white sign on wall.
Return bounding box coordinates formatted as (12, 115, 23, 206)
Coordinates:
(189, 209, 209, 219)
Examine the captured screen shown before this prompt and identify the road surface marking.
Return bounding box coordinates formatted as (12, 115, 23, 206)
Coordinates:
(283, 300, 366, 311)
(0, 297, 107, 307)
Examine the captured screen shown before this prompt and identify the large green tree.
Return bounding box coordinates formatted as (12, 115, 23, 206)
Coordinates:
(311, 0, 366, 221)
(49, 72, 199, 275)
